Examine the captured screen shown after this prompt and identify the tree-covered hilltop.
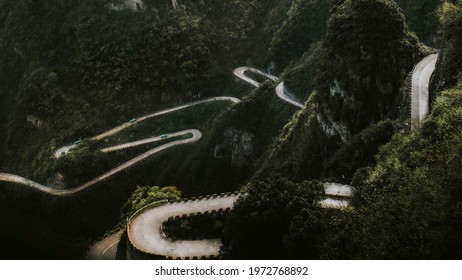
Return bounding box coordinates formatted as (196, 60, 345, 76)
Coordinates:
(253, 0, 423, 183)
(317, 0, 425, 139)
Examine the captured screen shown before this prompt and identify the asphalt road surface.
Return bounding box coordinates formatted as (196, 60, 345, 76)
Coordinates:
(411, 53, 438, 130)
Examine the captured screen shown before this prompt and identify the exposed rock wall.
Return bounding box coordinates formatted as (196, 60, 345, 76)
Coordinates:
(213, 128, 254, 169)
(316, 0, 424, 141)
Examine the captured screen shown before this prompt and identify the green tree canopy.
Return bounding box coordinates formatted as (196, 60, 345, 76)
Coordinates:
(221, 177, 325, 259)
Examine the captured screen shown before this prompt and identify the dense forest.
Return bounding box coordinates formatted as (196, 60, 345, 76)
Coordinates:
(1, 0, 461, 260)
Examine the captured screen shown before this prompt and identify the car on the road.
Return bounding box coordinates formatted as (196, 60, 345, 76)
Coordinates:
(160, 134, 168, 139)
(74, 140, 82, 145)
(129, 118, 137, 123)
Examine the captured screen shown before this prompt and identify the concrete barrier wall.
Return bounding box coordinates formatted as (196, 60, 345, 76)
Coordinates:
(126, 192, 240, 259)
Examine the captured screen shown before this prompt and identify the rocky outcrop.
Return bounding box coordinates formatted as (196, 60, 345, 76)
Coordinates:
(316, 0, 424, 141)
(213, 128, 254, 169)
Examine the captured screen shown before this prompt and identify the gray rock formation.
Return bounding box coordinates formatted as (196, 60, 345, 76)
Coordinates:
(213, 128, 254, 169)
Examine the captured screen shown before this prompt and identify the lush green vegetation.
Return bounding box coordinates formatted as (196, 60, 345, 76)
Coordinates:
(281, 42, 322, 102)
(438, 0, 462, 88)
(163, 212, 227, 241)
(221, 178, 327, 259)
(323, 79, 462, 259)
(1, 0, 460, 260)
(254, 93, 339, 182)
(120, 185, 181, 224)
(269, 0, 328, 71)
(396, 0, 440, 46)
(317, 0, 425, 135)
(221, 0, 459, 261)
(0, 0, 283, 173)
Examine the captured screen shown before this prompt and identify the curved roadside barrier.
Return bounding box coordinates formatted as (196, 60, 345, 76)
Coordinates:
(1, 97, 240, 195)
(125, 183, 352, 259)
(127, 193, 238, 259)
(233, 66, 304, 108)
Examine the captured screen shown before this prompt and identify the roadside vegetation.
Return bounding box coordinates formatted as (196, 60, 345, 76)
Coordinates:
(1, 0, 461, 260)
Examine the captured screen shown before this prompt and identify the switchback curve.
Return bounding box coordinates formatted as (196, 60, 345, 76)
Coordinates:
(0, 129, 201, 196)
(1, 97, 240, 195)
(6, 53, 436, 258)
(233, 67, 304, 108)
(126, 183, 352, 259)
(123, 54, 439, 259)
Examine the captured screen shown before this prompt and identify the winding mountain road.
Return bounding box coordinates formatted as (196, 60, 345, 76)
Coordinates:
(1, 97, 240, 195)
(128, 195, 237, 259)
(233, 67, 304, 108)
(411, 53, 438, 130)
(127, 183, 352, 259)
(86, 230, 123, 260)
(122, 55, 440, 259)
(4, 53, 438, 259)
(276, 82, 304, 109)
(88, 69, 349, 259)
(0, 129, 202, 196)
(55, 96, 241, 158)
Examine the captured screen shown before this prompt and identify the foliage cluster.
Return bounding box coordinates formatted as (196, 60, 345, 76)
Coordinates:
(163, 212, 226, 241)
(281, 42, 322, 102)
(396, 0, 440, 46)
(221, 177, 326, 259)
(324, 79, 462, 259)
(269, 0, 328, 71)
(120, 185, 181, 224)
(438, 0, 462, 88)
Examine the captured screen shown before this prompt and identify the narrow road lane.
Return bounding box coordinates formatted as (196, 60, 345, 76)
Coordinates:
(411, 53, 438, 130)
(127, 183, 352, 259)
(233, 67, 304, 108)
(128, 195, 238, 259)
(1, 97, 240, 195)
(0, 130, 201, 196)
(276, 82, 304, 109)
(86, 231, 123, 260)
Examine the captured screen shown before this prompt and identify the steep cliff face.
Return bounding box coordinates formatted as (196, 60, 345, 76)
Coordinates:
(316, 0, 424, 141)
(252, 0, 428, 182)
(213, 128, 254, 169)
